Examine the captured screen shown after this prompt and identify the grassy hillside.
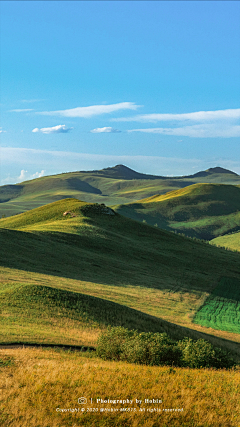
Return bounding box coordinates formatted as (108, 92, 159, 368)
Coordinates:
(1, 198, 240, 357)
(1, 283, 192, 346)
(1, 164, 240, 218)
(211, 230, 240, 252)
(113, 183, 240, 240)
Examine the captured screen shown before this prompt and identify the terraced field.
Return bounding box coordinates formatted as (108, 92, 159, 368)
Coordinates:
(193, 277, 240, 333)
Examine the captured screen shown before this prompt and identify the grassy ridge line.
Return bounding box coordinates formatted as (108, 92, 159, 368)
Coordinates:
(113, 183, 240, 240)
(0, 198, 88, 228)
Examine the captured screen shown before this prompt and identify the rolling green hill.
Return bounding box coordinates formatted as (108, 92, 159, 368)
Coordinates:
(0, 198, 240, 357)
(113, 183, 240, 240)
(1, 164, 240, 218)
(1, 283, 184, 346)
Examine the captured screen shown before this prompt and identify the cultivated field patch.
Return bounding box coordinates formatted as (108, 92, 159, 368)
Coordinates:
(193, 277, 240, 334)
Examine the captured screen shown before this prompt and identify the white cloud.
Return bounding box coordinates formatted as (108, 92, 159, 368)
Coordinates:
(9, 109, 34, 112)
(113, 108, 240, 123)
(91, 127, 121, 133)
(38, 102, 140, 118)
(18, 169, 45, 181)
(32, 125, 73, 134)
(18, 170, 28, 181)
(1, 169, 45, 185)
(128, 124, 240, 138)
(0, 127, 6, 133)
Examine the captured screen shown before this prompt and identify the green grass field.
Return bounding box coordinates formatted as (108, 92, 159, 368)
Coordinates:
(193, 277, 240, 334)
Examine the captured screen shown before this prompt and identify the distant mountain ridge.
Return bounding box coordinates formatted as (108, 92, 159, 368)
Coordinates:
(78, 164, 238, 180)
(0, 164, 240, 218)
(78, 164, 161, 180)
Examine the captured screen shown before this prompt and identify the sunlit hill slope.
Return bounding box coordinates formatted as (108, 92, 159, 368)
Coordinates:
(114, 183, 240, 240)
(0, 198, 240, 356)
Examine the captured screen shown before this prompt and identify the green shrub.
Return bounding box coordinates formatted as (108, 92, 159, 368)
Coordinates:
(97, 327, 236, 369)
(121, 332, 182, 366)
(96, 326, 135, 361)
(97, 327, 182, 366)
(177, 338, 236, 369)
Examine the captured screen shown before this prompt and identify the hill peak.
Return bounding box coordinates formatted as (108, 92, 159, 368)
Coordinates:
(205, 167, 238, 175)
(83, 164, 160, 180)
(187, 166, 239, 178)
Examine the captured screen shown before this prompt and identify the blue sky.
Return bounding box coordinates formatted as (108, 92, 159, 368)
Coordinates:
(1, 1, 240, 184)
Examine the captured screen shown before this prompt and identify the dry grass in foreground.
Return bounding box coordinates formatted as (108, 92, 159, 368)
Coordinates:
(0, 347, 239, 427)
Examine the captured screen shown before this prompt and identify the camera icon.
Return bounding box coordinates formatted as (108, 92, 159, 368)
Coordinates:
(78, 397, 87, 404)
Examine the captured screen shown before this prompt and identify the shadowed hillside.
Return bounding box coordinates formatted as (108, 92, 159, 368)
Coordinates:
(114, 183, 240, 240)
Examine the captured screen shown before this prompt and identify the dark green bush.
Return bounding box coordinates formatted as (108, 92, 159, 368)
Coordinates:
(121, 332, 182, 366)
(177, 338, 235, 369)
(97, 327, 236, 369)
(97, 327, 181, 366)
(96, 326, 135, 361)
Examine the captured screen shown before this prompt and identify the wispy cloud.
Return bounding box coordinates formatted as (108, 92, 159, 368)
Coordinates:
(9, 109, 34, 112)
(0, 127, 6, 133)
(113, 108, 240, 123)
(90, 126, 121, 133)
(110, 108, 240, 138)
(38, 102, 140, 118)
(32, 125, 73, 134)
(128, 124, 240, 138)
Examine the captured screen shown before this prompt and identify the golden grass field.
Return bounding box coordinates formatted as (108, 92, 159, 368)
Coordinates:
(0, 347, 239, 427)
